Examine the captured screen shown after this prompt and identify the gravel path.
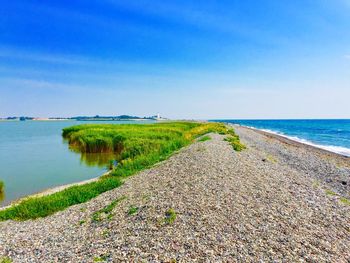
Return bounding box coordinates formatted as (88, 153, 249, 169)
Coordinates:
(1, 126, 349, 262)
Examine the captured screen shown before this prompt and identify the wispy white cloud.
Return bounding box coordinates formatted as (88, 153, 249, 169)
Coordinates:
(0, 77, 85, 91)
(0, 46, 171, 71)
(0, 47, 94, 65)
(0, 46, 244, 81)
(102, 0, 289, 46)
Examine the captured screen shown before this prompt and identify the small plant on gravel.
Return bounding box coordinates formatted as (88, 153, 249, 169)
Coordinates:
(107, 213, 114, 220)
(164, 208, 177, 225)
(339, 197, 350, 205)
(142, 193, 151, 201)
(102, 229, 110, 237)
(196, 146, 206, 152)
(79, 220, 86, 225)
(93, 254, 109, 262)
(224, 133, 246, 151)
(92, 196, 126, 222)
(92, 212, 103, 222)
(325, 190, 337, 196)
(0, 257, 12, 263)
(128, 205, 139, 215)
(198, 135, 211, 142)
(312, 180, 320, 188)
(266, 154, 277, 163)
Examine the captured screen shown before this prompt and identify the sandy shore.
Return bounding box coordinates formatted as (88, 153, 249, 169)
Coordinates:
(0, 126, 349, 262)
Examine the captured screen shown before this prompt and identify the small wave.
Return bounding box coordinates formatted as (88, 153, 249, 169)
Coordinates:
(247, 126, 350, 157)
(260, 128, 284, 136)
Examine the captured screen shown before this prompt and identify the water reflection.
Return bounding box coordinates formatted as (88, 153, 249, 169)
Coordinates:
(0, 182, 5, 204)
(80, 152, 119, 168)
(64, 139, 121, 168)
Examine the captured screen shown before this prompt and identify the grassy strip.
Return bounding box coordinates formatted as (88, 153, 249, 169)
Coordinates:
(221, 127, 246, 151)
(0, 177, 122, 221)
(0, 122, 244, 221)
(198, 135, 211, 142)
(224, 133, 246, 151)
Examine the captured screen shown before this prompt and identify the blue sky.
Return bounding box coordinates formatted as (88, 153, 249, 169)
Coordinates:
(1, 0, 350, 119)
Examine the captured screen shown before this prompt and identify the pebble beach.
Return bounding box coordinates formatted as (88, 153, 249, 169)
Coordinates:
(1, 125, 349, 262)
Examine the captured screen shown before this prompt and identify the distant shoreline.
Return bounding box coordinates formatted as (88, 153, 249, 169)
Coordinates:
(0, 118, 156, 122)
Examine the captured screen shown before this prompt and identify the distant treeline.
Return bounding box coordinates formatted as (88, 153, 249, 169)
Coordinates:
(1, 115, 160, 121)
(71, 115, 158, 121)
(3, 117, 34, 121)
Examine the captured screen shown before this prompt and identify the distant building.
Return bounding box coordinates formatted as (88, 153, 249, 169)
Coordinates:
(153, 113, 167, 121)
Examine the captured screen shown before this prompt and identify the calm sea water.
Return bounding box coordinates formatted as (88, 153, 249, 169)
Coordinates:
(213, 119, 350, 157)
(0, 120, 153, 206)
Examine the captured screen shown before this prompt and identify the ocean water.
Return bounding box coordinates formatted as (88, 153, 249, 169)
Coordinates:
(213, 119, 350, 157)
(0, 120, 154, 206)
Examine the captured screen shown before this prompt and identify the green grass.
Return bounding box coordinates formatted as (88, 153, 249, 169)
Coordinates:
(0, 122, 243, 221)
(0, 257, 12, 263)
(164, 208, 177, 225)
(93, 255, 109, 262)
(312, 180, 320, 189)
(325, 189, 337, 196)
(224, 136, 246, 151)
(340, 197, 350, 205)
(128, 205, 139, 215)
(0, 177, 122, 221)
(223, 130, 246, 151)
(92, 196, 126, 222)
(102, 229, 110, 237)
(198, 135, 211, 142)
(266, 154, 277, 163)
(323, 189, 350, 205)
